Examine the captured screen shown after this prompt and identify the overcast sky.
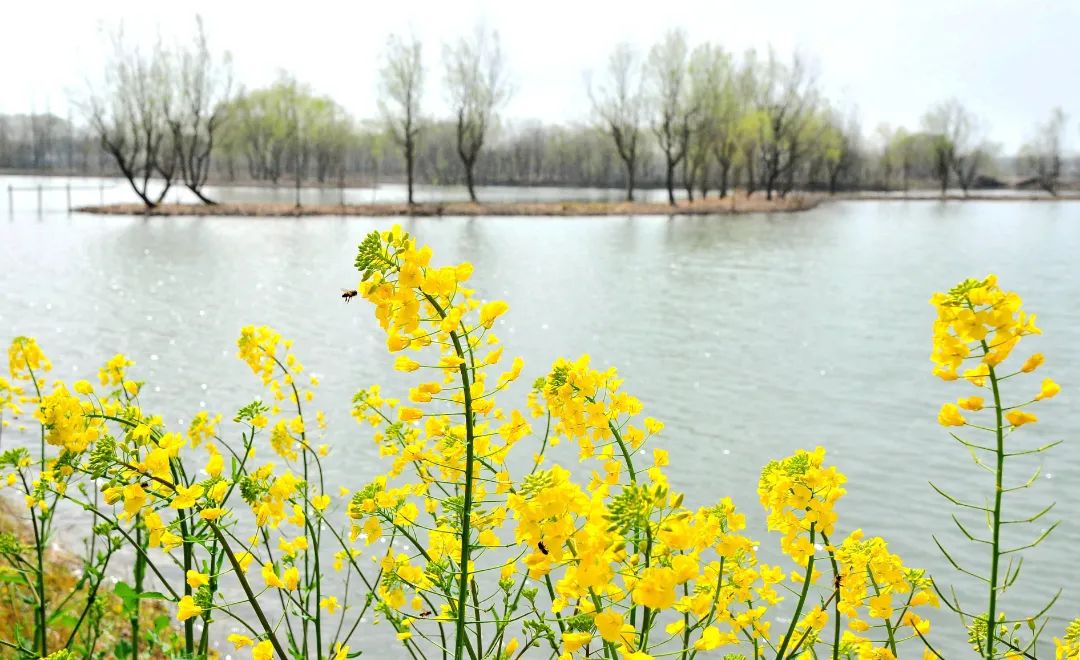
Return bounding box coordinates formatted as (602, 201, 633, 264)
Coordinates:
(3, 0, 1077, 151)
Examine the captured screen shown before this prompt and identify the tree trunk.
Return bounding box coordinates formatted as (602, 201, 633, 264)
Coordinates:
(719, 161, 730, 198)
(188, 185, 217, 205)
(665, 161, 676, 206)
(406, 140, 415, 205)
(765, 166, 778, 200)
(128, 178, 156, 208)
(464, 160, 478, 203)
(623, 157, 635, 202)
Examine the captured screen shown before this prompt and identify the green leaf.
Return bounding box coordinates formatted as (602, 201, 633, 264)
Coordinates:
(113, 580, 139, 614)
(48, 612, 79, 628)
(0, 571, 28, 586)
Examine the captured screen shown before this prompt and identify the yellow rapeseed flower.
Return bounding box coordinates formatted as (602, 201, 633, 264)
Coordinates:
(1006, 410, 1037, 427)
(176, 595, 202, 621)
(228, 634, 254, 649)
(186, 570, 210, 589)
(937, 403, 966, 427)
(1035, 378, 1060, 401)
(594, 610, 624, 643)
(252, 640, 274, 660)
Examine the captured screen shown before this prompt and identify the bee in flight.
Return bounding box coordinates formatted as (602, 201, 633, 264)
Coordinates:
(341, 288, 358, 303)
(537, 541, 549, 555)
(418, 611, 432, 618)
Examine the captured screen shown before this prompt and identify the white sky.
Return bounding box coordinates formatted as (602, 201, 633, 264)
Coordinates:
(2, 0, 1077, 151)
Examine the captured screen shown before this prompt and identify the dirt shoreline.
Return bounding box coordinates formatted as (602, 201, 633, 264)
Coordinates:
(77, 196, 824, 217)
(70, 190, 1080, 218)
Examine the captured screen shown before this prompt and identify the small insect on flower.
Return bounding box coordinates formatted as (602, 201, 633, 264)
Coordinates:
(341, 289, 358, 303)
(834, 573, 843, 592)
(537, 541, 548, 555)
(418, 610, 432, 618)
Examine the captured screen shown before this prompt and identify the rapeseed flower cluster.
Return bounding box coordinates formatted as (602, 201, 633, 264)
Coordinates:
(345, 227, 941, 660)
(931, 275, 1056, 427)
(930, 275, 1067, 660)
(0, 239, 1071, 660)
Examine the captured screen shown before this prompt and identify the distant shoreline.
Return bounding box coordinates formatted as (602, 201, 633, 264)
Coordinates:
(74, 196, 825, 217)
(844, 192, 1080, 202)
(72, 190, 1080, 218)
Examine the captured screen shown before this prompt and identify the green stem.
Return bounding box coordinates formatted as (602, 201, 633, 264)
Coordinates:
(867, 568, 898, 655)
(34, 510, 46, 656)
(170, 462, 195, 655)
(27, 362, 48, 657)
(819, 532, 841, 660)
(452, 326, 476, 660)
(208, 523, 288, 659)
(687, 556, 725, 660)
(65, 545, 115, 648)
(638, 526, 654, 649)
(608, 420, 637, 484)
(984, 345, 1005, 660)
(419, 291, 478, 660)
(132, 524, 145, 658)
(775, 525, 816, 660)
(680, 582, 691, 658)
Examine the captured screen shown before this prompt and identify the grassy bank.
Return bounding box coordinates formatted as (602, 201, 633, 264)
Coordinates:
(0, 498, 181, 657)
(75, 194, 823, 217)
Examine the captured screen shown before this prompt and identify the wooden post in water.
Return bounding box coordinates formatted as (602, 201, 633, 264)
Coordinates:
(7, 185, 12, 216)
(37, 185, 43, 214)
(66, 182, 72, 212)
(99, 180, 104, 205)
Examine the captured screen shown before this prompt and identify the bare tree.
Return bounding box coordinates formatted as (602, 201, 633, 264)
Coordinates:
(286, 78, 305, 208)
(893, 130, 924, 194)
(922, 99, 984, 196)
(683, 43, 718, 200)
(734, 109, 768, 196)
(379, 34, 424, 205)
(875, 124, 897, 190)
(588, 43, 645, 202)
(646, 29, 693, 206)
(168, 16, 232, 204)
(444, 26, 511, 203)
(712, 55, 756, 198)
(819, 108, 860, 194)
(220, 80, 294, 184)
(84, 29, 177, 208)
(755, 49, 820, 200)
(1020, 108, 1067, 195)
(956, 142, 997, 193)
(312, 105, 352, 183)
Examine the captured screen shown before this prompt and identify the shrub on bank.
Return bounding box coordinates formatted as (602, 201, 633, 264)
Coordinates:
(0, 227, 1076, 660)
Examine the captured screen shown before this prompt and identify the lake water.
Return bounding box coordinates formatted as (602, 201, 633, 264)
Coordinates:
(1, 176, 1077, 657)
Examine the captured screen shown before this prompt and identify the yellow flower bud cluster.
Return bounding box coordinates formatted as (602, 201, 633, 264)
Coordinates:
(931, 276, 1059, 431)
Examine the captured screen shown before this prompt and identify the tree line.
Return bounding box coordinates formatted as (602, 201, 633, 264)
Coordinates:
(0, 22, 1075, 207)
